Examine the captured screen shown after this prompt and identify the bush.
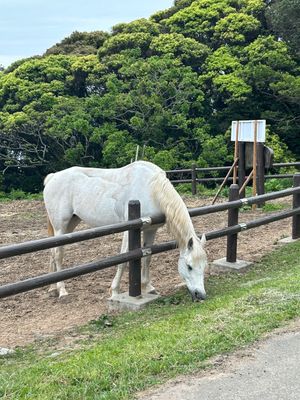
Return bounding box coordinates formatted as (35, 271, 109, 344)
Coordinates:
(0, 191, 9, 201)
(265, 178, 293, 192)
(175, 183, 192, 195)
(8, 189, 28, 200)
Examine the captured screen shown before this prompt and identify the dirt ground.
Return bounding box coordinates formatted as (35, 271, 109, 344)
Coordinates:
(0, 196, 293, 348)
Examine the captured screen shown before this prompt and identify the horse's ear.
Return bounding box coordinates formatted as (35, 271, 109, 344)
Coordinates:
(201, 233, 206, 247)
(188, 237, 193, 250)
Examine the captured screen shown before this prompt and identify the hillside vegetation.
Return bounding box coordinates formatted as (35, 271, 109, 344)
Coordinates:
(0, 0, 299, 192)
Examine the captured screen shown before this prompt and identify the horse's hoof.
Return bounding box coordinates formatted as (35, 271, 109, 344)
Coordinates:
(58, 290, 69, 299)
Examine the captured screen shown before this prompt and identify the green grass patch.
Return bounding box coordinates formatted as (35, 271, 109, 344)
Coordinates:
(262, 202, 287, 212)
(0, 190, 43, 202)
(0, 242, 300, 399)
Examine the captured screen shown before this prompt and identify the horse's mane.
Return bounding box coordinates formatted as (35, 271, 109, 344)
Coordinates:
(150, 171, 199, 250)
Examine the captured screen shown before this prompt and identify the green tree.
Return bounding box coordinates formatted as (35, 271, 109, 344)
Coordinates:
(1, 0, 299, 192)
(45, 31, 109, 55)
(149, 33, 210, 68)
(266, 0, 300, 56)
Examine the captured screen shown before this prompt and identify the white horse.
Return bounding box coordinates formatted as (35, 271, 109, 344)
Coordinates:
(43, 161, 207, 300)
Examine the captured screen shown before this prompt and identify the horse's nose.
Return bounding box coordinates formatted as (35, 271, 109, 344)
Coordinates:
(192, 290, 206, 301)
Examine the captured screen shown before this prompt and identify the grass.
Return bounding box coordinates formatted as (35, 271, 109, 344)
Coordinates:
(262, 202, 287, 212)
(0, 190, 43, 202)
(0, 241, 300, 399)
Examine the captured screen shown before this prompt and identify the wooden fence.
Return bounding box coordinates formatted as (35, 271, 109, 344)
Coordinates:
(166, 161, 300, 195)
(0, 174, 299, 300)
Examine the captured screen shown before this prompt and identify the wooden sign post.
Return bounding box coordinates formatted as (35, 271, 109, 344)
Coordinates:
(212, 120, 266, 205)
(252, 120, 258, 210)
(231, 120, 266, 207)
(233, 121, 239, 184)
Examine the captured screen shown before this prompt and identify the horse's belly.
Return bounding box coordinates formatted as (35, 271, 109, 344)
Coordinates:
(74, 202, 122, 228)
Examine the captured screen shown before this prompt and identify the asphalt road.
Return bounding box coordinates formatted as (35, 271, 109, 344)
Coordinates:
(139, 321, 300, 400)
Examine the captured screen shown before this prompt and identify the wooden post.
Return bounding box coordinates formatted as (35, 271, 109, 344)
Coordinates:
(252, 120, 258, 210)
(238, 142, 246, 198)
(292, 174, 300, 240)
(212, 158, 239, 205)
(191, 164, 197, 195)
(128, 200, 142, 297)
(233, 121, 239, 184)
(257, 143, 265, 207)
(239, 170, 253, 196)
(226, 184, 239, 262)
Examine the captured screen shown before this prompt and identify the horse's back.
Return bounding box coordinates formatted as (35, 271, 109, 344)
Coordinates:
(43, 162, 164, 229)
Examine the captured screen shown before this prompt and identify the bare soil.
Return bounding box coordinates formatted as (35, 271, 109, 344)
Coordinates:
(0, 197, 292, 348)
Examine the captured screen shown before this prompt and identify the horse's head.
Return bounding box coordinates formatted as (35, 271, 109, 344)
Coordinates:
(178, 234, 207, 301)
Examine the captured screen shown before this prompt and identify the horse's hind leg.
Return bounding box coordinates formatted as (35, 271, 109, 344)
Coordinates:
(47, 216, 57, 294)
(47, 245, 68, 297)
(48, 248, 58, 294)
(110, 231, 128, 298)
(49, 216, 81, 298)
(141, 228, 157, 294)
(53, 243, 68, 297)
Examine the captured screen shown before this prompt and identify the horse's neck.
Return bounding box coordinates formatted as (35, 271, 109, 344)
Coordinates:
(151, 172, 196, 249)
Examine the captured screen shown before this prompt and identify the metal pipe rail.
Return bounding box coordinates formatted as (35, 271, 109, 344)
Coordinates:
(273, 162, 300, 168)
(167, 166, 236, 174)
(167, 162, 299, 195)
(0, 216, 163, 260)
(166, 162, 300, 175)
(1, 206, 299, 299)
(1, 186, 300, 260)
(170, 174, 296, 185)
(189, 186, 300, 216)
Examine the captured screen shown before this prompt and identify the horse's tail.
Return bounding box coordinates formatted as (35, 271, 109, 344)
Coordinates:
(47, 215, 54, 237)
(43, 173, 55, 237)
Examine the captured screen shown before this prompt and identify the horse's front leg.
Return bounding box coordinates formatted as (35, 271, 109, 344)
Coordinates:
(141, 229, 157, 294)
(110, 231, 128, 298)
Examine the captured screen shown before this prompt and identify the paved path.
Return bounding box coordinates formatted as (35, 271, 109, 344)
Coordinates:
(139, 322, 300, 400)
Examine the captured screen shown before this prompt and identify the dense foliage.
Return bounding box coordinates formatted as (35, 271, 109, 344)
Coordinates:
(0, 0, 299, 191)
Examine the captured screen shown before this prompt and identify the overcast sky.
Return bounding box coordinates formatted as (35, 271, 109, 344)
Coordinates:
(0, 0, 174, 67)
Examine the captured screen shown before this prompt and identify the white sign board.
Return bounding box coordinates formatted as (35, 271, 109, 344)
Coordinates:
(231, 120, 266, 143)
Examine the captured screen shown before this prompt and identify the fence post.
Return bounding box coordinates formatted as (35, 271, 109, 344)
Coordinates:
(226, 184, 239, 262)
(238, 142, 246, 198)
(191, 164, 197, 195)
(128, 200, 142, 297)
(292, 174, 300, 240)
(257, 143, 265, 207)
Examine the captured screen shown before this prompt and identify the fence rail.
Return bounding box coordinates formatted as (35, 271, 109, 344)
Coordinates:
(1, 186, 299, 261)
(166, 161, 300, 175)
(167, 161, 300, 195)
(0, 174, 299, 300)
(1, 205, 299, 299)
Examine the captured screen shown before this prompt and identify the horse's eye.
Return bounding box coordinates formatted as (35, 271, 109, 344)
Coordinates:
(188, 265, 193, 271)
